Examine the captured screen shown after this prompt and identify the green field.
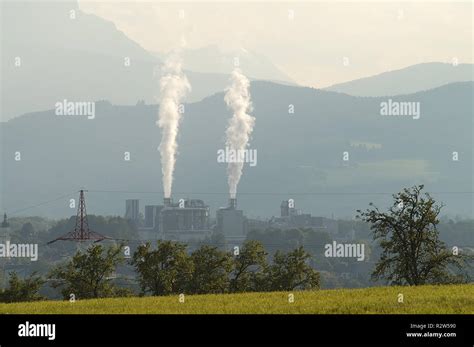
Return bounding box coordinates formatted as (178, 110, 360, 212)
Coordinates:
(0, 284, 472, 314)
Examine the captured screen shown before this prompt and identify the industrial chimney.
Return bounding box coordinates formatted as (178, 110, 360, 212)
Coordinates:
(164, 197, 172, 207)
(229, 198, 237, 209)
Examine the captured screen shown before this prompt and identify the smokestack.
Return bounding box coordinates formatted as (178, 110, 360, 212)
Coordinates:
(229, 198, 237, 209)
(164, 197, 172, 207)
(224, 68, 255, 199)
(157, 50, 191, 199)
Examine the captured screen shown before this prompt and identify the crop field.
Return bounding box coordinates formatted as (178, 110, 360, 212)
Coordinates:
(0, 284, 472, 314)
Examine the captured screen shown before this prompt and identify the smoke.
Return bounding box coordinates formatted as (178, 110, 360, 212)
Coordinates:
(224, 68, 255, 199)
(157, 51, 191, 198)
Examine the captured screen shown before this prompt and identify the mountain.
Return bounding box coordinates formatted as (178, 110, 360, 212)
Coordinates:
(1, 81, 472, 219)
(325, 62, 473, 97)
(1, 0, 158, 121)
(1, 1, 289, 122)
(154, 45, 295, 85)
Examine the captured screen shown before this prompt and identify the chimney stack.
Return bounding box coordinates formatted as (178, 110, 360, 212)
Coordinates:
(164, 197, 172, 207)
(229, 198, 237, 209)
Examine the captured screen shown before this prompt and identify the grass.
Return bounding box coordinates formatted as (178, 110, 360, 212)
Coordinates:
(0, 284, 472, 314)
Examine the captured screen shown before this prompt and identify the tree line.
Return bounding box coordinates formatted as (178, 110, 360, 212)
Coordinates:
(0, 240, 319, 302)
(1, 185, 472, 303)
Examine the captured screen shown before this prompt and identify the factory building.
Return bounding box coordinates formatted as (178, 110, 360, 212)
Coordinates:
(125, 199, 140, 223)
(216, 198, 248, 240)
(135, 205, 163, 241)
(160, 198, 211, 240)
(144, 205, 162, 229)
(127, 198, 212, 240)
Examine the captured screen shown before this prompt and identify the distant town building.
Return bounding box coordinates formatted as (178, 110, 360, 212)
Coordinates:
(1, 213, 9, 228)
(280, 200, 297, 218)
(271, 200, 338, 234)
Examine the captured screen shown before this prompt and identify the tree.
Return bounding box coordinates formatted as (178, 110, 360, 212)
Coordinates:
(266, 246, 320, 291)
(132, 241, 193, 296)
(199, 231, 227, 251)
(0, 272, 45, 303)
(189, 245, 233, 294)
(357, 185, 471, 285)
(230, 240, 268, 292)
(49, 243, 126, 299)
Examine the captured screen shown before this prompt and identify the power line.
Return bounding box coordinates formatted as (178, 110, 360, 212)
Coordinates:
(88, 189, 474, 196)
(8, 191, 77, 216)
(5, 189, 474, 216)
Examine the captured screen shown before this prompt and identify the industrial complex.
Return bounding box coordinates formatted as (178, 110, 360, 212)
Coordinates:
(125, 197, 338, 243)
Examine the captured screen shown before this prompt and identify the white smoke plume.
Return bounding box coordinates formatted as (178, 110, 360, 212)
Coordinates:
(224, 68, 255, 199)
(157, 51, 191, 198)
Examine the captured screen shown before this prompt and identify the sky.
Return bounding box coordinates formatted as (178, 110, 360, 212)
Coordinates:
(78, 1, 473, 87)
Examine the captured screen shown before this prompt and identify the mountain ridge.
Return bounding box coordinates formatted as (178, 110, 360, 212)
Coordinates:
(325, 62, 473, 97)
(2, 81, 472, 218)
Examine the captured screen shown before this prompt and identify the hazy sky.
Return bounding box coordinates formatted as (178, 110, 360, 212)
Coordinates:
(77, 1, 472, 87)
